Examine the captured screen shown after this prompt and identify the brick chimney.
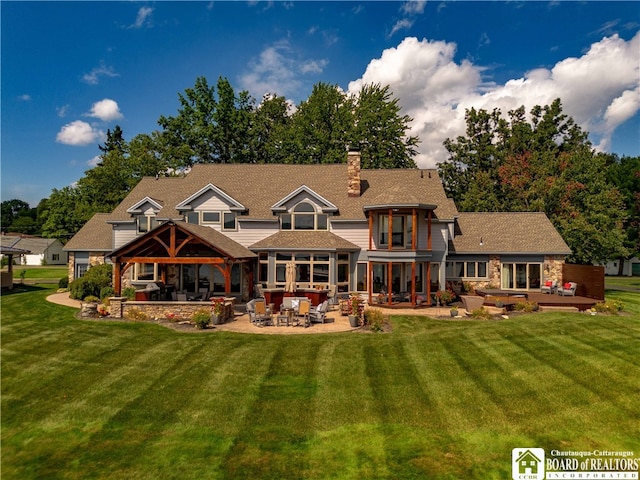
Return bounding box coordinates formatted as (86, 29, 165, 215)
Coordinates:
(347, 148, 361, 197)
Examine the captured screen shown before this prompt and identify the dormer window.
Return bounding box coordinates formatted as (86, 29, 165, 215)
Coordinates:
(136, 214, 158, 234)
(281, 202, 328, 231)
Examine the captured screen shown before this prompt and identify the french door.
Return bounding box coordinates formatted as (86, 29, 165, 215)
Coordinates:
(501, 263, 541, 290)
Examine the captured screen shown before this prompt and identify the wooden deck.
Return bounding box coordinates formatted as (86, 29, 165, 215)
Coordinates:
(373, 290, 600, 312)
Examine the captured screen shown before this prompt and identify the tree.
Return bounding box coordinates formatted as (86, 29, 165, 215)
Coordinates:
(288, 82, 354, 164)
(1, 199, 31, 233)
(250, 93, 291, 164)
(606, 154, 640, 272)
(439, 99, 628, 264)
(39, 186, 93, 241)
(351, 83, 418, 169)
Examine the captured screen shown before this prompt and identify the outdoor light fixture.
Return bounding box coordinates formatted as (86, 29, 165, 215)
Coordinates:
(480, 237, 484, 246)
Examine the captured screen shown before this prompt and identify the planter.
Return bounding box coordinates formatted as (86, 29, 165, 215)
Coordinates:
(348, 315, 359, 327)
(450, 309, 458, 317)
(211, 314, 221, 325)
(80, 302, 98, 318)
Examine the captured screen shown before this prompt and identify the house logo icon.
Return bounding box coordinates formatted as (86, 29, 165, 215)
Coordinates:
(512, 448, 545, 480)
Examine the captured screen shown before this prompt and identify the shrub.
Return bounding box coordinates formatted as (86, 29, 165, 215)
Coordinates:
(363, 308, 385, 332)
(514, 301, 539, 313)
(471, 307, 492, 320)
(594, 300, 624, 314)
(192, 309, 211, 329)
(69, 264, 113, 300)
(435, 289, 455, 305)
(126, 307, 148, 321)
(100, 286, 115, 302)
(122, 287, 136, 301)
(58, 277, 69, 289)
(83, 295, 100, 303)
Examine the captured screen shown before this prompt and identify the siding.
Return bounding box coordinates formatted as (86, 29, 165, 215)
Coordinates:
(113, 224, 138, 249)
(330, 222, 369, 250)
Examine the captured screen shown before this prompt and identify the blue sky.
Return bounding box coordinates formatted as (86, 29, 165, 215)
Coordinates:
(2, 1, 639, 207)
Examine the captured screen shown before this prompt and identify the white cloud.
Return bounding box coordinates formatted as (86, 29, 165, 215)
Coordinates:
(389, 19, 414, 38)
(57, 104, 70, 117)
(82, 63, 119, 85)
(348, 32, 640, 167)
(17, 94, 32, 101)
(87, 156, 102, 167)
(129, 6, 153, 29)
(56, 120, 104, 146)
(86, 99, 123, 121)
(401, 0, 426, 15)
(240, 39, 328, 100)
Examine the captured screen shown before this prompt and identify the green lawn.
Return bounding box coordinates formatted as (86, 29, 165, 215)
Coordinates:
(5, 265, 68, 283)
(2, 285, 639, 479)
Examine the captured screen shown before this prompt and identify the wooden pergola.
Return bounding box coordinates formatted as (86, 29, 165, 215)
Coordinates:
(109, 221, 256, 296)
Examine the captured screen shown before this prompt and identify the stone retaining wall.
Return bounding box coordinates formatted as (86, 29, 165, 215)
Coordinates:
(107, 297, 235, 322)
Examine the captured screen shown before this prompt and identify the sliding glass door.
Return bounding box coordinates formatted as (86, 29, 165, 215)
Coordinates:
(501, 263, 541, 290)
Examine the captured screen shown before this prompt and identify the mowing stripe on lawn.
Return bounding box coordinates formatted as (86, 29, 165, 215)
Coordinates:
(96, 338, 277, 480)
(220, 338, 322, 479)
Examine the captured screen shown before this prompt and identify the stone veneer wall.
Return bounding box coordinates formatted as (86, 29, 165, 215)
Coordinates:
(67, 252, 107, 282)
(454, 254, 565, 292)
(108, 297, 235, 322)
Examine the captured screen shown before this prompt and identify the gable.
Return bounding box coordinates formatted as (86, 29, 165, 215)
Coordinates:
(176, 183, 246, 212)
(126, 196, 163, 214)
(271, 185, 338, 214)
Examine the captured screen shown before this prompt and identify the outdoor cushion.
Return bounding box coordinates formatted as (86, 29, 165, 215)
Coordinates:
(544, 281, 552, 287)
(564, 282, 571, 289)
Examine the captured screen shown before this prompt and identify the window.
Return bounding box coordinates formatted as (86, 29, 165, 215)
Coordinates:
(337, 253, 350, 292)
(258, 253, 268, 283)
(501, 263, 541, 290)
(136, 215, 157, 233)
(52, 253, 60, 262)
(446, 261, 488, 279)
(380, 214, 413, 248)
(274, 251, 330, 287)
(135, 263, 157, 281)
(223, 212, 237, 231)
(75, 263, 88, 278)
(281, 202, 328, 231)
(355, 262, 367, 292)
(202, 211, 220, 224)
(186, 212, 199, 224)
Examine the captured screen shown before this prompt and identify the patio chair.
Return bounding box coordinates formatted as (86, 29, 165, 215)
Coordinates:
(254, 284, 265, 298)
(557, 281, 577, 296)
(310, 300, 329, 324)
(254, 299, 273, 326)
(295, 299, 310, 327)
(326, 285, 337, 310)
(540, 280, 557, 294)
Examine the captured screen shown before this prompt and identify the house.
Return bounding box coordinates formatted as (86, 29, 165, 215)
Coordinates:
(0, 245, 31, 289)
(0, 234, 67, 266)
(515, 449, 542, 475)
(600, 257, 640, 276)
(63, 149, 571, 305)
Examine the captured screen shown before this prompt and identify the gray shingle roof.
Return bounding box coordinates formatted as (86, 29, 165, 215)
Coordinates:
(451, 212, 571, 255)
(63, 213, 113, 251)
(177, 221, 256, 259)
(108, 164, 458, 222)
(1, 235, 60, 254)
(251, 231, 360, 250)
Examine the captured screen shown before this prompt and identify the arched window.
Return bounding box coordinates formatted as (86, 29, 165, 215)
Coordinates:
(281, 202, 328, 230)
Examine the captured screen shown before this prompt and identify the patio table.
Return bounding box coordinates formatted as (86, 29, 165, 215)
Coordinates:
(278, 307, 294, 326)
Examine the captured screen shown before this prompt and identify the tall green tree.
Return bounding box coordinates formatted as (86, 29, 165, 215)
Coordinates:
(439, 99, 627, 264)
(1, 199, 31, 233)
(351, 83, 418, 169)
(606, 154, 640, 272)
(39, 186, 93, 241)
(288, 82, 355, 164)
